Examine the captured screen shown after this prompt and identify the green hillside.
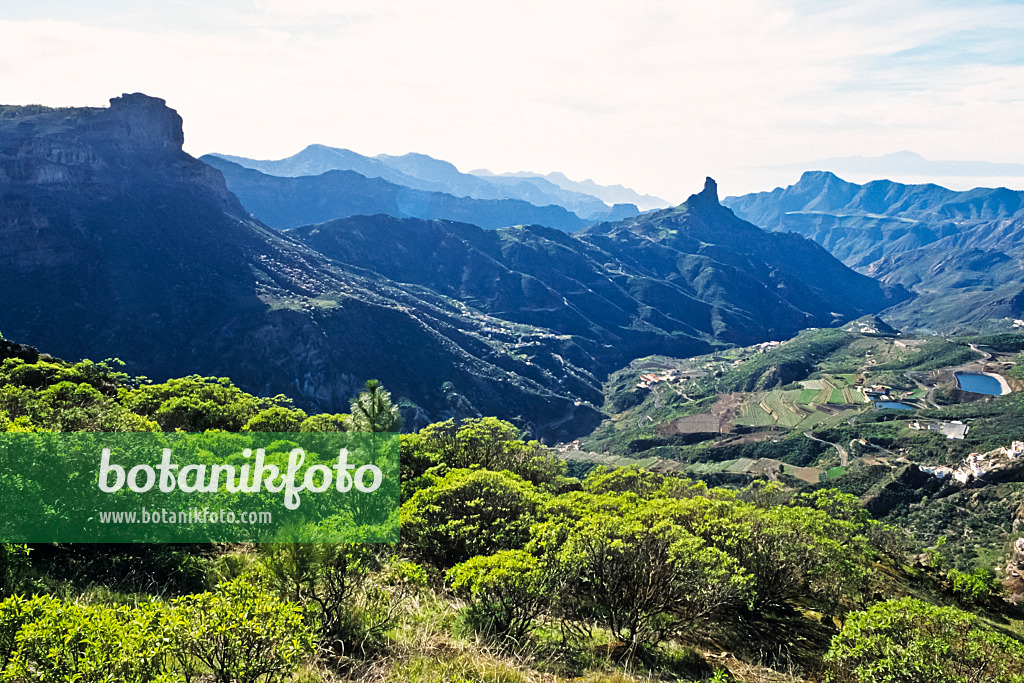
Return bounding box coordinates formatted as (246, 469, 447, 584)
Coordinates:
(5, 338, 1024, 683)
(571, 327, 1024, 580)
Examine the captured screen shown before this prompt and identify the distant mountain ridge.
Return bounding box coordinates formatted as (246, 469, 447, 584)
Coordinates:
(208, 145, 642, 221)
(764, 151, 1024, 182)
(201, 155, 603, 231)
(727, 170, 1024, 235)
(724, 171, 1024, 330)
(471, 168, 670, 212)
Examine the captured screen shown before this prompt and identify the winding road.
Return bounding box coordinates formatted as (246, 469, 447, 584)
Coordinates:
(905, 372, 940, 409)
(969, 343, 993, 361)
(804, 431, 849, 466)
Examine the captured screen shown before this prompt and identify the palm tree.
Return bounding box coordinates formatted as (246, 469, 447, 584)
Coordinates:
(347, 379, 402, 432)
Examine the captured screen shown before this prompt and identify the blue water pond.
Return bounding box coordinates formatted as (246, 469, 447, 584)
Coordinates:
(954, 372, 1004, 396)
(873, 401, 915, 411)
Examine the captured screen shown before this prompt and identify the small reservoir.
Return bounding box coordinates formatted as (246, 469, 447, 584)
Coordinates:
(873, 401, 915, 411)
(954, 372, 1008, 396)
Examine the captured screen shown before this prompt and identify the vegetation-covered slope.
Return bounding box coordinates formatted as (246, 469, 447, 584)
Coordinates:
(289, 180, 905, 355)
(4, 339, 1024, 683)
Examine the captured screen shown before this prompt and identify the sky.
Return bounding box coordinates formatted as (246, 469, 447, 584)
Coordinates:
(2, 0, 1024, 202)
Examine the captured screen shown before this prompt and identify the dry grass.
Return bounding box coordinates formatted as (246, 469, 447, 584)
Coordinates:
(267, 580, 822, 683)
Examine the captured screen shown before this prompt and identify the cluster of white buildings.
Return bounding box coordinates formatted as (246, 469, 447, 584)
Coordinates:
(635, 368, 685, 389)
(909, 420, 969, 440)
(918, 440, 1024, 484)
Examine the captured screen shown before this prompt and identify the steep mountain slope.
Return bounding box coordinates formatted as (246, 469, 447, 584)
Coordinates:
(201, 155, 596, 231)
(0, 94, 604, 438)
(0, 94, 905, 439)
(290, 216, 716, 360)
(208, 145, 636, 221)
(288, 178, 906, 353)
(583, 179, 909, 332)
(724, 172, 1024, 329)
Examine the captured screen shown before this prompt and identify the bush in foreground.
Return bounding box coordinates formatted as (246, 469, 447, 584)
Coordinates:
(825, 597, 1024, 683)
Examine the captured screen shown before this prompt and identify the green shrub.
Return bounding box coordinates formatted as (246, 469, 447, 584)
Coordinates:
(825, 598, 1024, 683)
(242, 405, 307, 432)
(948, 567, 997, 605)
(581, 465, 664, 497)
(401, 468, 544, 569)
(122, 375, 271, 431)
(299, 413, 349, 432)
(0, 595, 61, 672)
(166, 578, 314, 683)
(0, 546, 30, 600)
(2, 598, 170, 683)
(447, 550, 549, 642)
(401, 418, 567, 492)
(542, 497, 750, 649)
(259, 543, 422, 654)
(663, 493, 873, 611)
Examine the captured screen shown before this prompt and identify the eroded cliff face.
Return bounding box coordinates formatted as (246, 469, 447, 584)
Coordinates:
(0, 94, 264, 362)
(1, 95, 236, 280)
(0, 93, 238, 205)
(0, 95, 370, 408)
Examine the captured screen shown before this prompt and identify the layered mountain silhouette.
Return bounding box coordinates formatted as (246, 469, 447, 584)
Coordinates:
(765, 151, 1024, 184)
(0, 94, 903, 436)
(725, 171, 1024, 329)
(288, 178, 906, 350)
(202, 155, 616, 231)
(471, 168, 670, 212)
(207, 145, 640, 223)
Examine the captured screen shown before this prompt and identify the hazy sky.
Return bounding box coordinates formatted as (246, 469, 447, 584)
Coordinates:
(3, 0, 1024, 201)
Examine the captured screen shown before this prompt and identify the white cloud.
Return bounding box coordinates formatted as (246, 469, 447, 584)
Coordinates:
(1, 0, 1023, 200)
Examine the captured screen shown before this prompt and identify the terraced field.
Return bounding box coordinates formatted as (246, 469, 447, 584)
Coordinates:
(685, 457, 823, 484)
(764, 391, 808, 427)
(738, 399, 775, 426)
(735, 389, 835, 429)
(797, 389, 819, 404)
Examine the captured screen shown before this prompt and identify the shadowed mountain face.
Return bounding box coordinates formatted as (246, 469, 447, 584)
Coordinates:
(0, 95, 903, 438)
(201, 155, 600, 232)
(207, 145, 639, 221)
(0, 94, 611, 439)
(724, 171, 1024, 330)
(288, 178, 907, 351)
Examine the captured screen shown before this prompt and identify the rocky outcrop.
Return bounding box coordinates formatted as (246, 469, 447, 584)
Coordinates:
(0, 339, 39, 364)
